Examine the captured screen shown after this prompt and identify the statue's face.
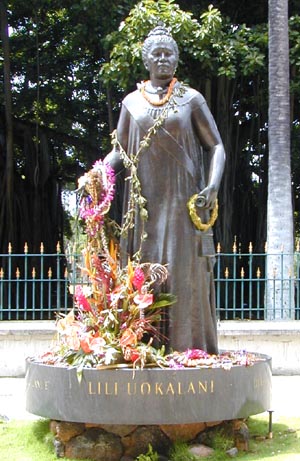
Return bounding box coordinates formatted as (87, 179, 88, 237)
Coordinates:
(145, 41, 178, 80)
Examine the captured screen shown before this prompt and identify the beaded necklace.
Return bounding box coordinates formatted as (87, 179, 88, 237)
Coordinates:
(140, 77, 177, 106)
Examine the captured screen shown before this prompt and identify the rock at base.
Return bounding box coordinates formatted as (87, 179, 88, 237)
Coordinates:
(189, 444, 214, 457)
(64, 428, 123, 461)
(122, 426, 171, 458)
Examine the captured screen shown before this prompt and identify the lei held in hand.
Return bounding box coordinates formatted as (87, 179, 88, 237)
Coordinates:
(187, 194, 218, 232)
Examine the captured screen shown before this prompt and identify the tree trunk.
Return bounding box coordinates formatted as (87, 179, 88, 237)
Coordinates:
(0, 1, 14, 243)
(266, 0, 294, 319)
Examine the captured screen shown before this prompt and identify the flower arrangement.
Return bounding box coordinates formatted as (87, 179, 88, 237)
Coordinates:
(40, 159, 176, 375)
(50, 251, 177, 373)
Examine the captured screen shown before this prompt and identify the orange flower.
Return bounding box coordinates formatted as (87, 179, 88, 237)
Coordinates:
(80, 334, 93, 354)
(108, 240, 118, 280)
(119, 328, 137, 347)
(127, 259, 134, 291)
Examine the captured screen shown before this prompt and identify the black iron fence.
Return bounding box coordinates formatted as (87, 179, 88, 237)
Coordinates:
(0, 242, 299, 321)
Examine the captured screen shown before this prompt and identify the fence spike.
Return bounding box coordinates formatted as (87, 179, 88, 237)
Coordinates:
(64, 267, 68, 278)
(241, 267, 245, 278)
(249, 242, 253, 254)
(32, 267, 36, 278)
(56, 242, 61, 253)
(48, 267, 52, 278)
(24, 242, 28, 254)
(257, 267, 261, 278)
(233, 241, 237, 254)
(16, 267, 20, 279)
(40, 242, 44, 254)
(225, 267, 229, 278)
(0, 268, 3, 278)
(8, 242, 12, 254)
(217, 242, 221, 253)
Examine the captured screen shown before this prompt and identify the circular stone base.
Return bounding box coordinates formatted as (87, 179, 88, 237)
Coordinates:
(25, 353, 271, 424)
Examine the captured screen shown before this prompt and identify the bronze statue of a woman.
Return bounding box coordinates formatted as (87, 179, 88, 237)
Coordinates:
(105, 25, 225, 354)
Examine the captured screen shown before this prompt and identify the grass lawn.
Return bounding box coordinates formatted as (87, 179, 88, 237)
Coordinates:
(0, 413, 299, 460)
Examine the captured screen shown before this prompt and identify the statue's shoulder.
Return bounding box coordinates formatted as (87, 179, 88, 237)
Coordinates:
(122, 89, 141, 111)
(177, 83, 206, 106)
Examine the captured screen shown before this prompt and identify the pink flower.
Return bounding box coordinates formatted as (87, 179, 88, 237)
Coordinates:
(80, 334, 105, 354)
(185, 349, 209, 360)
(132, 267, 145, 292)
(74, 285, 92, 312)
(77, 160, 116, 233)
(133, 293, 154, 309)
(167, 359, 185, 369)
(89, 336, 106, 354)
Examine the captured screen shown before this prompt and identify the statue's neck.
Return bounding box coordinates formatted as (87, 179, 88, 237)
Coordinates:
(147, 76, 173, 91)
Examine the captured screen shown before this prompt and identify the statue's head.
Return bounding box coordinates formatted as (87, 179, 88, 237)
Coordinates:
(142, 23, 179, 70)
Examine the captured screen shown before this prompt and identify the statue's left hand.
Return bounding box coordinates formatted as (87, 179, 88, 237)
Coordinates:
(198, 186, 218, 209)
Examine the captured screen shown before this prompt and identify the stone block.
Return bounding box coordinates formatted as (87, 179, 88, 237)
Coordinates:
(99, 424, 137, 437)
(54, 421, 85, 442)
(122, 425, 170, 458)
(160, 422, 206, 442)
(233, 419, 249, 451)
(65, 427, 123, 461)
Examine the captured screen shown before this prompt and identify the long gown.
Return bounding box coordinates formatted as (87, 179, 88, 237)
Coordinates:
(113, 82, 222, 354)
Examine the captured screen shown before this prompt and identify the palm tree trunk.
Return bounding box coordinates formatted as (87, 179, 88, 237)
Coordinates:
(266, 0, 294, 319)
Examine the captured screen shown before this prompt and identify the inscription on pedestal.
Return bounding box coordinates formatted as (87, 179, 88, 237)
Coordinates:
(25, 353, 272, 425)
(86, 379, 214, 396)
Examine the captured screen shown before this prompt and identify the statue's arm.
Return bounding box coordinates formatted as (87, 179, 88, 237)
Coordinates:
(105, 104, 130, 173)
(191, 95, 226, 208)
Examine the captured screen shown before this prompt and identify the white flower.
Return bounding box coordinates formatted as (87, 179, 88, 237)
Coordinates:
(78, 174, 88, 189)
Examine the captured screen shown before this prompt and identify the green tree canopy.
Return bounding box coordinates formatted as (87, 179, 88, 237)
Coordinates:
(0, 0, 299, 254)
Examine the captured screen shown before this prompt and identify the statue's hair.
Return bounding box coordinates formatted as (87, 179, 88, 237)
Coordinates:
(142, 23, 179, 68)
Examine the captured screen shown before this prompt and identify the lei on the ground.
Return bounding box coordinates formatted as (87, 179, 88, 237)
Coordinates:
(36, 84, 262, 375)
